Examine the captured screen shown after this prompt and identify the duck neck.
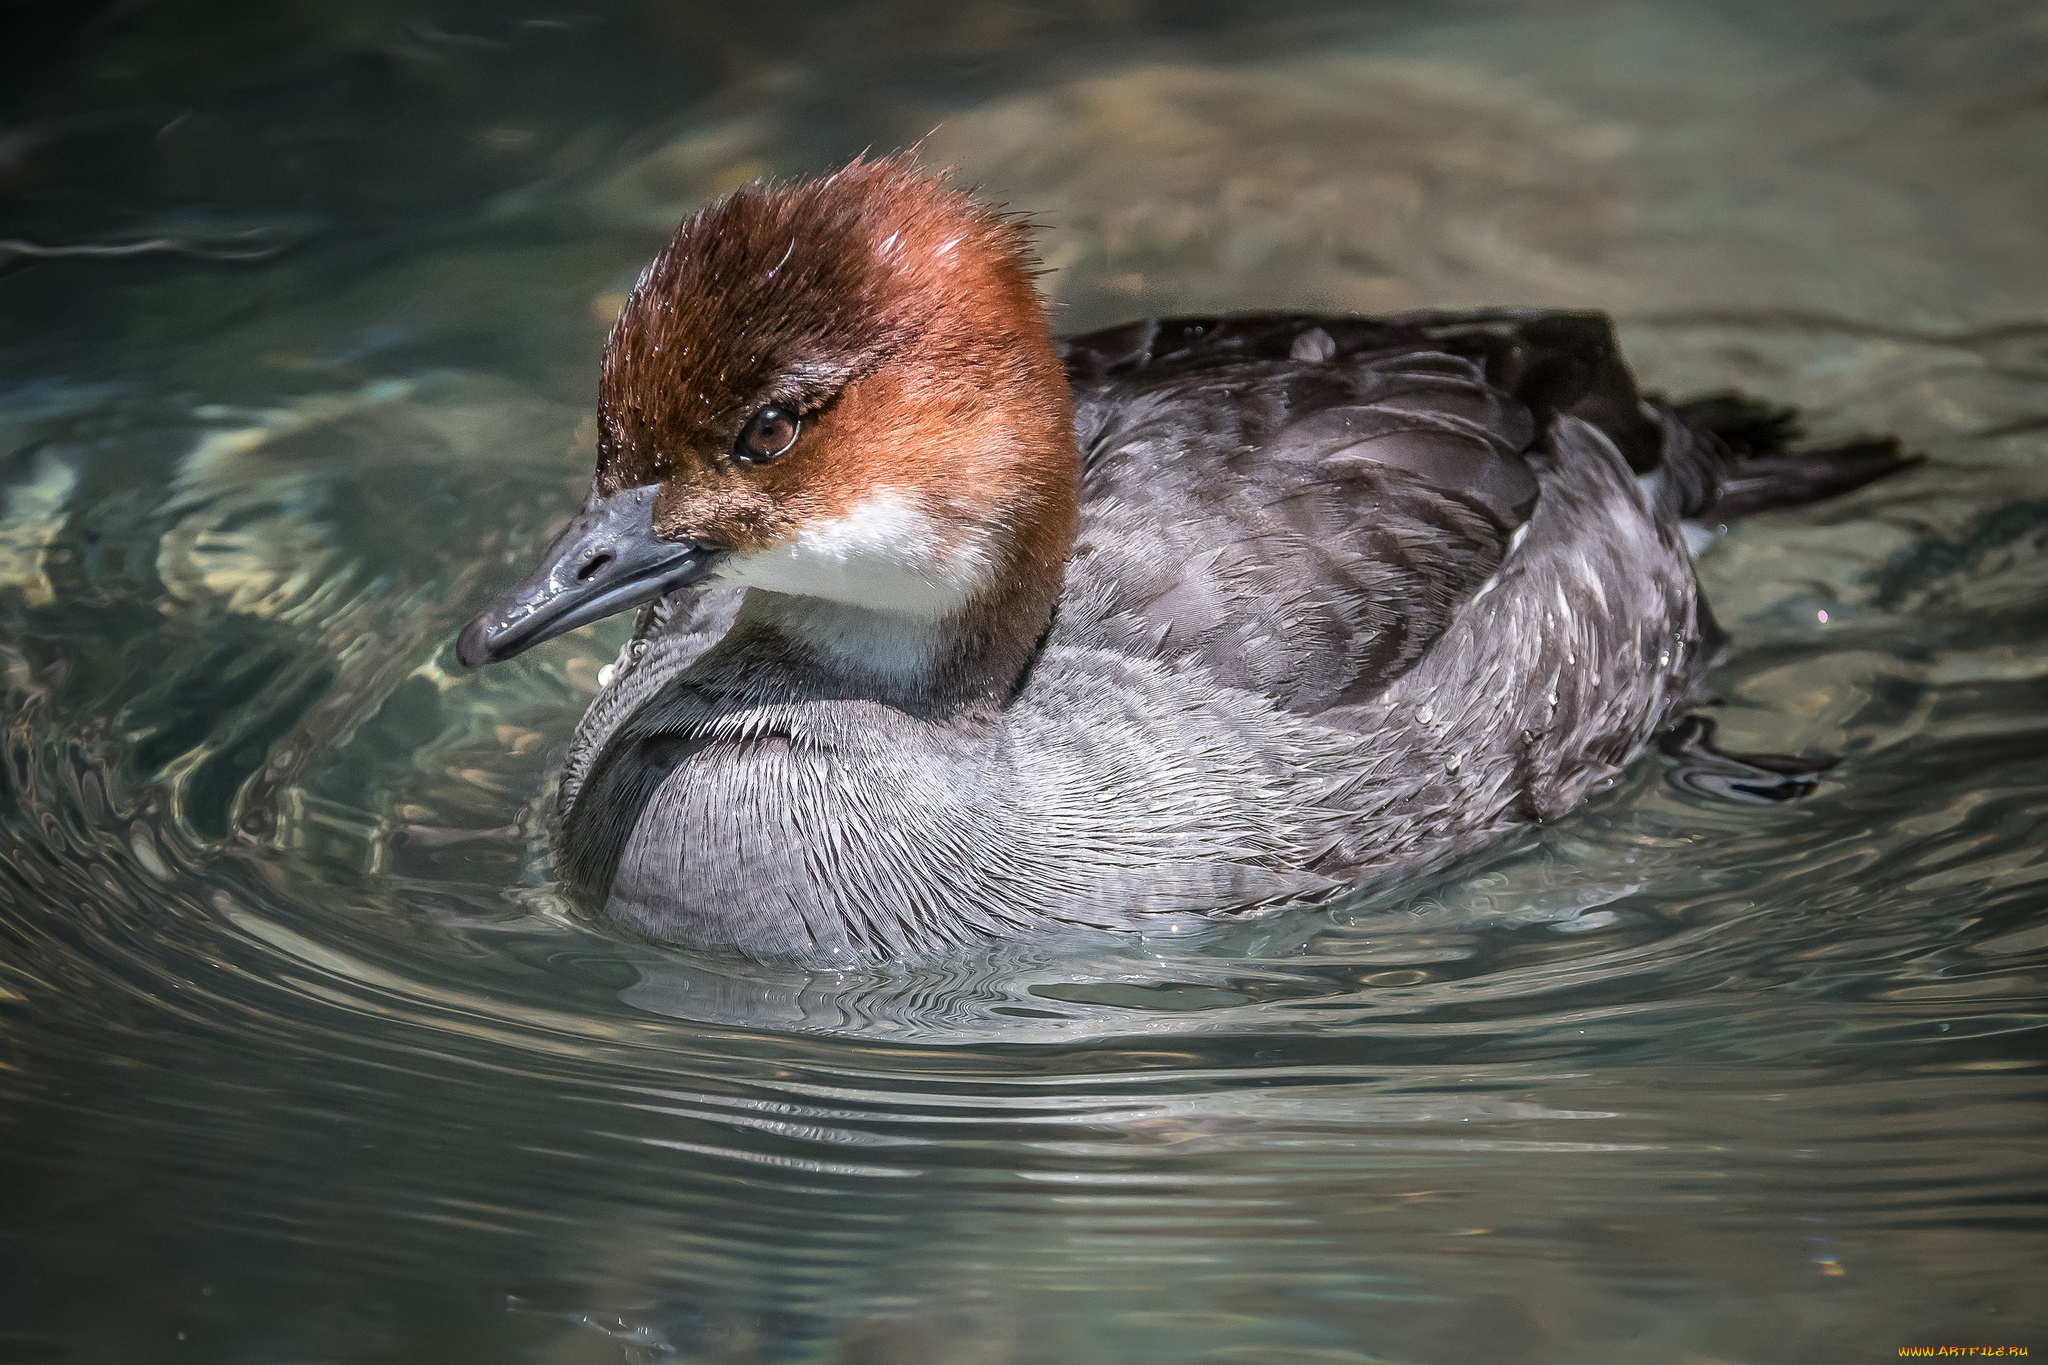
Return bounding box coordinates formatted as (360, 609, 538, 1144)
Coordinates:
(731, 547, 1065, 710)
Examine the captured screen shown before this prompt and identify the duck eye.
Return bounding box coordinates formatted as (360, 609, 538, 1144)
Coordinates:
(734, 404, 800, 464)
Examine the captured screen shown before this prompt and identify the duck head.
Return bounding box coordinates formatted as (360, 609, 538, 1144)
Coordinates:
(457, 159, 1076, 698)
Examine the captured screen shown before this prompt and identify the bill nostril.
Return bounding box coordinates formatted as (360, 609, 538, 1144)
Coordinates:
(577, 551, 614, 582)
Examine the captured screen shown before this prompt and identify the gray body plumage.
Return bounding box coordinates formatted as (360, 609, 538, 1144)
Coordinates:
(551, 311, 1868, 964)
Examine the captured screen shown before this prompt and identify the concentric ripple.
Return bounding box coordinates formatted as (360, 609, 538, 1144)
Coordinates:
(6, 2, 2048, 1358)
(4, 313, 2045, 1362)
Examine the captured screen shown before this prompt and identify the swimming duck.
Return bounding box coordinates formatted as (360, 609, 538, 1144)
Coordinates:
(456, 158, 1907, 964)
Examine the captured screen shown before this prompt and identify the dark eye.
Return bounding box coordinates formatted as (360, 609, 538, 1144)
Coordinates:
(733, 404, 800, 464)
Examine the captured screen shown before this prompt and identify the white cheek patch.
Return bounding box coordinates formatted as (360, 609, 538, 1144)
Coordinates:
(713, 491, 994, 618)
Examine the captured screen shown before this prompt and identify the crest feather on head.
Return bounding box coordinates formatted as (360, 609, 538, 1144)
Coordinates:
(597, 157, 1054, 490)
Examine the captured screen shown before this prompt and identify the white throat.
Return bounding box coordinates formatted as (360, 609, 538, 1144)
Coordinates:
(712, 490, 1001, 692)
(736, 591, 960, 690)
(711, 490, 993, 619)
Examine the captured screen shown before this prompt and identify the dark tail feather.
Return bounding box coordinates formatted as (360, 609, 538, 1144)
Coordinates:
(1671, 392, 1801, 458)
(1709, 439, 1919, 518)
(1672, 390, 1920, 520)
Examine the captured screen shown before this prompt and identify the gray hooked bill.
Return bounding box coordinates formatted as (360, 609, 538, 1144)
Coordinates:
(457, 484, 718, 667)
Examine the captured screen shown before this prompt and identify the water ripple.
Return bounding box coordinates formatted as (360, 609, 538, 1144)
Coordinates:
(5, 8, 2048, 1354)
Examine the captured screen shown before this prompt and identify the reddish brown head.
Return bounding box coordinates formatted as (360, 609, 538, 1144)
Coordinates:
(599, 159, 1076, 619)
(459, 159, 1078, 692)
